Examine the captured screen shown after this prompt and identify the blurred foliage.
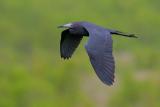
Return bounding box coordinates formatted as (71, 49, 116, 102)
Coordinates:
(0, 0, 160, 107)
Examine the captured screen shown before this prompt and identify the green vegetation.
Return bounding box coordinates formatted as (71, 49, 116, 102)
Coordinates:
(0, 0, 160, 107)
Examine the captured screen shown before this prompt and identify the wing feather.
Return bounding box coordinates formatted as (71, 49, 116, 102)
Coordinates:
(60, 29, 83, 59)
(84, 30, 115, 85)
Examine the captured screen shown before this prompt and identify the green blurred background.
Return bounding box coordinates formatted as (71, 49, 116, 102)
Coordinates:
(0, 0, 160, 107)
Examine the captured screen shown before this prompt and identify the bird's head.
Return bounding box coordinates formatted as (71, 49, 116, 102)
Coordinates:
(58, 22, 89, 36)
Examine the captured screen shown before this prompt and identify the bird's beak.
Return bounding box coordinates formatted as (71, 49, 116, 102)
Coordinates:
(58, 23, 72, 28)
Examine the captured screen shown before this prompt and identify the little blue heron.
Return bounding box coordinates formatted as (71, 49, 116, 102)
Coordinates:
(58, 21, 137, 85)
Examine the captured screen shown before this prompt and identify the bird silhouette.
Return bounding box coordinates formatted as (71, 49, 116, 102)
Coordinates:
(58, 21, 137, 85)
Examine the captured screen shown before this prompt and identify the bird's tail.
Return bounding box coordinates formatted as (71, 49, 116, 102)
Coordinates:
(111, 30, 138, 38)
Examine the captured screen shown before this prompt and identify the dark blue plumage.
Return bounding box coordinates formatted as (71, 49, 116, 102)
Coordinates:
(58, 21, 137, 85)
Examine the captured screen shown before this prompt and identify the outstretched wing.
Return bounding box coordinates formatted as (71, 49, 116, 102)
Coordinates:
(84, 27, 115, 85)
(60, 29, 83, 59)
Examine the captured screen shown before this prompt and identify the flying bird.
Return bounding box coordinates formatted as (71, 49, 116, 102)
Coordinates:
(58, 21, 137, 85)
